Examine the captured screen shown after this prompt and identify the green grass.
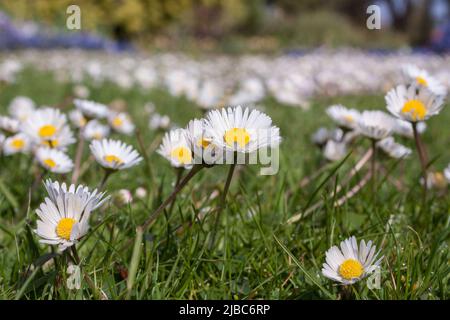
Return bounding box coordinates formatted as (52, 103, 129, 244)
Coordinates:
(0, 68, 448, 300)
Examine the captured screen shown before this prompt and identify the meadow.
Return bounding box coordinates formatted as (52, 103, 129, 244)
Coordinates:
(0, 65, 449, 300)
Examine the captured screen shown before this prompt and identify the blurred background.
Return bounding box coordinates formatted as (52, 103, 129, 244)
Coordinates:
(0, 0, 449, 53)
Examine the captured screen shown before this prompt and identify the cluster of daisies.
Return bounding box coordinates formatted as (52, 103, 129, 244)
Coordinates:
(319, 65, 448, 286)
(157, 106, 281, 168)
(0, 97, 142, 174)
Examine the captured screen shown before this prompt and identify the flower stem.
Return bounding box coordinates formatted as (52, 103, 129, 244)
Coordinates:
(371, 139, 377, 195)
(71, 129, 85, 184)
(209, 161, 236, 249)
(141, 164, 204, 231)
(98, 169, 113, 191)
(412, 122, 428, 200)
(70, 246, 100, 299)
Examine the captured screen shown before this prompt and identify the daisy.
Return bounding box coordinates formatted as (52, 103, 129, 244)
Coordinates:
(444, 165, 450, 183)
(21, 107, 75, 149)
(402, 65, 447, 97)
(2, 133, 31, 155)
(421, 171, 448, 190)
(357, 111, 395, 140)
(69, 109, 87, 129)
(157, 128, 194, 168)
(8, 96, 35, 122)
(322, 236, 383, 285)
(149, 113, 170, 130)
(204, 106, 281, 154)
(74, 99, 110, 119)
(185, 118, 223, 165)
(35, 180, 108, 251)
(385, 84, 444, 122)
(83, 120, 110, 141)
(326, 105, 361, 130)
(43, 179, 109, 211)
(377, 137, 412, 159)
(108, 112, 135, 135)
(0, 116, 20, 135)
(35, 147, 74, 174)
(323, 140, 347, 162)
(393, 119, 426, 139)
(90, 138, 142, 170)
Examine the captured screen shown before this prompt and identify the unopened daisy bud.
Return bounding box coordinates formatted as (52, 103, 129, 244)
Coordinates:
(114, 189, 133, 206)
(444, 165, 450, 183)
(90, 138, 143, 171)
(149, 113, 171, 130)
(135, 187, 147, 199)
(323, 140, 347, 162)
(73, 85, 90, 99)
(322, 236, 383, 285)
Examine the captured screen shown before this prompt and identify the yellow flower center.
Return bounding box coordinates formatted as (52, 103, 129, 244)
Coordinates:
(112, 117, 123, 127)
(170, 146, 192, 164)
(434, 172, 447, 188)
(344, 115, 354, 123)
(43, 158, 56, 168)
(416, 76, 428, 87)
(197, 137, 211, 148)
(339, 259, 364, 280)
(38, 125, 57, 138)
(56, 218, 76, 240)
(401, 100, 427, 121)
(42, 139, 59, 148)
(224, 128, 250, 148)
(104, 154, 123, 164)
(11, 138, 25, 149)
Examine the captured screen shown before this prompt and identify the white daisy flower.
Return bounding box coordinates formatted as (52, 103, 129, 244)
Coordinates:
(108, 112, 135, 135)
(35, 181, 108, 251)
(74, 99, 110, 119)
(83, 120, 110, 141)
(420, 171, 448, 190)
(185, 118, 223, 165)
(204, 106, 281, 154)
(2, 133, 31, 155)
(385, 84, 444, 122)
(402, 65, 447, 97)
(149, 113, 170, 130)
(392, 119, 426, 139)
(0, 116, 20, 134)
(322, 236, 383, 285)
(357, 111, 395, 140)
(35, 147, 74, 174)
(8, 96, 35, 122)
(21, 107, 75, 149)
(43, 179, 109, 211)
(69, 109, 87, 129)
(157, 128, 194, 168)
(323, 140, 347, 162)
(377, 137, 412, 159)
(90, 139, 143, 170)
(444, 165, 450, 183)
(326, 105, 361, 130)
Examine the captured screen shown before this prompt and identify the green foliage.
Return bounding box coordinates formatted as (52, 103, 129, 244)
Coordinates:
(0, 69, 448, 299)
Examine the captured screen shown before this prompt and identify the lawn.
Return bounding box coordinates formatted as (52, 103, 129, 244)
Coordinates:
(0, 67, 448, 300)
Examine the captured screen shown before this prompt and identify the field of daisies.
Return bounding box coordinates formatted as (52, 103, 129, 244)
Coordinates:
(0, 49, 449, 300)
